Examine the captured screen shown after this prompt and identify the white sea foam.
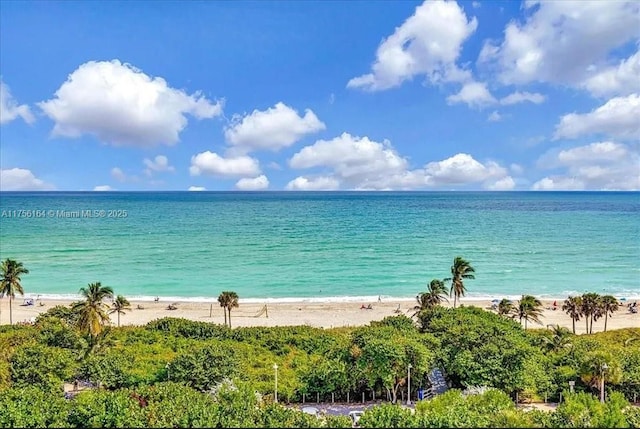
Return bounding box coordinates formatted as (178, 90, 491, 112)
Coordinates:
(23, 292, 640, 304)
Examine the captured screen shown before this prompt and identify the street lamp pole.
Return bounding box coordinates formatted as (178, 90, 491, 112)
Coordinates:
(273, 363, 279, 403)
(407, 363, 412, 405)
(600, 363, 609, 403)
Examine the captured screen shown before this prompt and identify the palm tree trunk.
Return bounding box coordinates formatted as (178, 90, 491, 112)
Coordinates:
(572, 318, 576, 334)
(117, 312, 121, 327)
(223, 308, 227, 326)
(604, 314, 608, 332)
(590, 315, 594, 334)
(525, 318, 528, 330)
(453, 294, 457, 309)
(9, 297, 13, 325)
(585, 317, 588, 334)
(228, 308, 232, 328)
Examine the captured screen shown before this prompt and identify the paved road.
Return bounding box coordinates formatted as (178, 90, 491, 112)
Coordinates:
(289, 401, 415, 416)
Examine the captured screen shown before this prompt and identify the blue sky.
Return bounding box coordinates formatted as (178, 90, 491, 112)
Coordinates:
(1, 0, 638, 191)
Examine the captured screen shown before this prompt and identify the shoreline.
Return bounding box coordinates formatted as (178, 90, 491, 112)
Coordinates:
(14, 292, 640, 304)
(3, 296, 638, 333)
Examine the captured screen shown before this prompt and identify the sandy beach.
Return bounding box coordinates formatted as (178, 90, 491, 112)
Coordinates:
(2, 297, 638, 333)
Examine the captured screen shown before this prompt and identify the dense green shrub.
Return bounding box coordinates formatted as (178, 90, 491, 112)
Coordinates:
(145, 317, 231, 340)
(168, 342, 238, 391)
(10, 344, 77, 392)
(419, 306, 546, 394)
(38, 317, 85, 350)
(0, 386, 70, 428)
(35, 304, 79, 326)
(551, 391, 630, 428)
(358, 403, 417, 428)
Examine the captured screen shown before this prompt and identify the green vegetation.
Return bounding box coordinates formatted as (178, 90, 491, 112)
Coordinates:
(0, 309, 637, 427)
(0, 257, 638, 427)
(515, 295, 544, 330)
(71, 282, 114, 338)
(109, 295, 131, 327)
(413, 279, 448, 315)
(444, 256, 475, 308)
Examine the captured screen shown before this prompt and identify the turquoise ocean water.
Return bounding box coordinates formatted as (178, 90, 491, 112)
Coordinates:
(0, 192, 638, 302)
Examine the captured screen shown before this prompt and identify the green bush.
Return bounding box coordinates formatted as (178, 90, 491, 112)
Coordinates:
(0, 386, 70, 428)
(419, 306, 546, 394)
(10, 344, 77, 392)
(168, 342, 238, 391)
(358, 403, 417, 428)
(552, 391, 630, 428)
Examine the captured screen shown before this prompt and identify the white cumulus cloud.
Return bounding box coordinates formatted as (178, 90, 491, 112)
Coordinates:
(446, 81, 496, 108)
(285, 176, 340, 191)
(290, 132, 408, 183)
(93, 185, 114, 191)
(424, 153, 508, 188)
(534, 141, 639, 190)
(479, 1, 640, 86)
(143, 155, 175, 176)
(0, 81, 34, 125)
(580, 50, 640, 97)
(190, 151, 261, 178)
(289, 133, 512, 190)
(235, 175, 269, 190)
(532, 177, 585, 191)
(111, 167, 127, 182)
(224, 102, 325, 154)
(0, 168, 55, 191)
(347, 0, 477, 90)
(38, 60, 223, 147)
(485, 176, 516, 191)
(554, 94, 640, 140)
(188, 186, 206, 191)
(499, 91, 546, 105)
(487, 111, 502, 122)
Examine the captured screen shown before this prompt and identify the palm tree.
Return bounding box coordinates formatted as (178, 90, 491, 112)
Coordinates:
(218, 292, 229, 326)
(579, 352, 622, 398)
(108, 295, 131, 327)
(543, 325, 572, 352)
(497, 299, 514, 316)
(444, 257, 475, 309)
(0, 259, 29, 325)
(598, 295, 619, 333)
(562, 296, 582, 334)
(581, 293, 601, 334)
(71, 282, 114, 338)
(515, 295, 543, 330)
(218, 291, 239, 327)
(413, 279, 448, 316)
